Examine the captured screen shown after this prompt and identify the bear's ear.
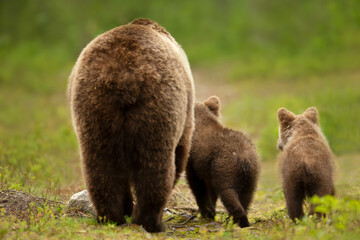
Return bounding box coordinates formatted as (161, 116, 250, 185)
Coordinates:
(277, 108, 295, 128)
(303, 107, 319, 125)
(204, 96, 220, 116)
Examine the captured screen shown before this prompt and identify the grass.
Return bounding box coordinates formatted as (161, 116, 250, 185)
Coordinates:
(0, 157, 359, 239)
(1, 67, 359, 239)
(1, 0, 360, 238)
(221, 70, 360, 161)
(0, 86, 79, 191)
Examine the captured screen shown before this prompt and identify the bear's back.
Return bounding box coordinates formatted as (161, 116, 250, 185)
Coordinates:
(280, 135, 334, 182)
(191, 126, 258, 182)
(68, 19, 194, 168)
(212, 129, 259, 176)
(68, 19, 193, 107)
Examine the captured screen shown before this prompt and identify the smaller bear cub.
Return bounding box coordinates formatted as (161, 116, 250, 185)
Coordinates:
(186, 96, 259, 228)
(277, 107, 335, 221)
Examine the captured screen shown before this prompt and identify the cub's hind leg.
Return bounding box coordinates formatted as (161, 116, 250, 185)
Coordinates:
(174, 93, 194, 186)
(219, 188, 249, 227)
(186, 162, 217, 219)
(283, 180, 305, 221)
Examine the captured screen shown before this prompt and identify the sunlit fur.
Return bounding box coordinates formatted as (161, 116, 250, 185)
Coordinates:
(277, 107, 335, 221)
(67, 19, 194, 232)
(186, 96, 260, 228)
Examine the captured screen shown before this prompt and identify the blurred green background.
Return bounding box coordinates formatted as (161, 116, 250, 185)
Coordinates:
(0, 0, 360, 189)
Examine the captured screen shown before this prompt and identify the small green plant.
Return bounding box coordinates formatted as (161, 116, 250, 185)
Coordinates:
(0, 1, 359, 239)
(0, 166, 10, 189)
(125, 215, 132, 224)
(310, 195, 360, 231)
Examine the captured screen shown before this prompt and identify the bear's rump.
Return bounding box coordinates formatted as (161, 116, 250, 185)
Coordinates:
(75, 84, 187, 161)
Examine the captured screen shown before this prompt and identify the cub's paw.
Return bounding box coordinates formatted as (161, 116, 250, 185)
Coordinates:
(236, 215, 250, 228)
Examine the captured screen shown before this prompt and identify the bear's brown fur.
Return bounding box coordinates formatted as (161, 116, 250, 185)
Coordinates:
(67, 18, 194, 232)
(277, 107, 335, 221)
(186, 96, 259, 227)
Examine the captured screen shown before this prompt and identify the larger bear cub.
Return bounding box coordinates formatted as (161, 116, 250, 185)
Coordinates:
(186, 96, 259, 227)
(67, 19, 194, 232)
(277, 107, 335, 221)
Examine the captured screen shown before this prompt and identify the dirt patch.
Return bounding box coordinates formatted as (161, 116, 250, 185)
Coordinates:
(192, 67, 237, 104)
(0, 190, 64, 220)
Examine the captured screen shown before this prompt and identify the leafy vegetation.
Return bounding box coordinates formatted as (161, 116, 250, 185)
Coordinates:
(1, 162, 359, 239)
(0, 0, 359, 239)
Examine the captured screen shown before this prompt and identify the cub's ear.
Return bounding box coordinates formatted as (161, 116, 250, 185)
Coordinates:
(204, 96, 220, 116)
(277, 108, 295, 128)
(303, 107, 319, 125)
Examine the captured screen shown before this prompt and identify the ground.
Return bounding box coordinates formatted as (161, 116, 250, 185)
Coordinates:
(0, 68, 359, 239)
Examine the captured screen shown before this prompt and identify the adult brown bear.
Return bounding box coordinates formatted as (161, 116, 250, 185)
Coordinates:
(67, 18, 194, 232)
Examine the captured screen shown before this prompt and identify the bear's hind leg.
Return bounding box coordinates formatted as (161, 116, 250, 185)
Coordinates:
(132, 154, 174, 233)
(85, 168, 131, 225)
(174, 144, 188, 185)
(186, 162, 217, 219)
(208, 189, 218, 218)
(284, 181, 305, 221)
(238, 187, 256, 214)
(220, 188, 249, 228)
(200, 187, 217, 219)
(174, 100, 194, 186)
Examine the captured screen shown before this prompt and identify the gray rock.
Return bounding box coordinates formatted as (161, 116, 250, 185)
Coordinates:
(67, 190, 95, 215)
(67, 190, 172, 217)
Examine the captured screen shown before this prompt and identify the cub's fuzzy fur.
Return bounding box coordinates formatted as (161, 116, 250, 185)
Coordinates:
(67, 19, 194, 232)
(277, 107, 335, 221)
(186, 96, 259, 227)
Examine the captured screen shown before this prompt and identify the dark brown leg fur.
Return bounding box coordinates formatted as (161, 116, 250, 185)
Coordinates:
(238, 186, 256, 214)
(200, 187, 217, 219)
(84, 163, 131, 225)
(208, 190, 218, 217)
(331, 185, 336, 196)
(283, 181, 305, 221)
(186, 163, 217, 219)
(174, 145, 186, 185)
(220, 189, 249, 227)
(174, 102, 193, 186)
(78, 116, 134, 225)
(132, 152, 174, 233)
(236, 172, 258, 214)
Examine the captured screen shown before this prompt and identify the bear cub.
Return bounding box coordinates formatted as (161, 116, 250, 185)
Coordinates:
(67, 19, 194, 232)
(277, 107, 335, 221)
(186, 96, 260, 227)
